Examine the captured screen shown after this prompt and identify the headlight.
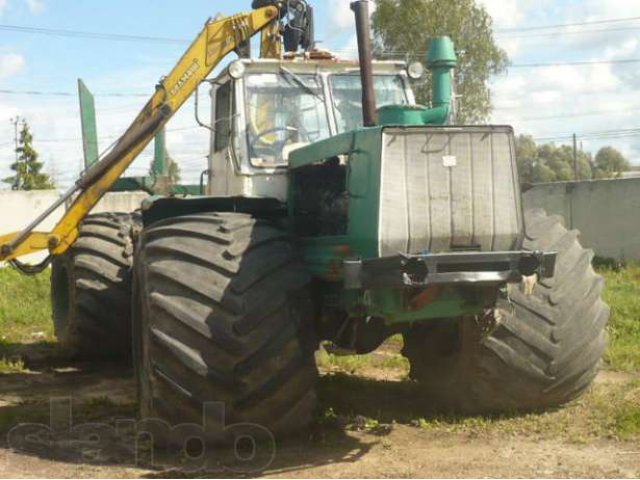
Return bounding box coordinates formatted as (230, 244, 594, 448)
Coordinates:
(228, 60, 246, 79)
(407, 61, 425, 80)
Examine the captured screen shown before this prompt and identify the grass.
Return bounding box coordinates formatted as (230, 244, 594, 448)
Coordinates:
(318, 373, 640, 441)
(1, 265, 637, 371)
(0, 263, 638, 439)
(0, 356, 27, 373)
(615, 405, 640, 439)
(600, 265, 640, 371)
(316, 345, 409, 375)
(0, 267, 53, 347)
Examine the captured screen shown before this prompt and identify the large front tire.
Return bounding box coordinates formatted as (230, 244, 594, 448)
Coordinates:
(403, 209, 610, 414)
(133, 213, 318, 443)
(51, 212, 139, 359)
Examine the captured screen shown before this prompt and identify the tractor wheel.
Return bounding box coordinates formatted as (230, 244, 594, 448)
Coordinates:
(133, 213, 318, 444)
(402, 209, 610, 414)
(51, 212, 140, 360)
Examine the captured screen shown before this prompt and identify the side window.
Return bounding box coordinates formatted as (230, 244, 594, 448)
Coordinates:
(214, 81, 233, 152)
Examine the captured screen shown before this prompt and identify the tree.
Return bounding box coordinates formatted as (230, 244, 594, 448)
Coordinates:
(515, 134, 537, 184)
(3, 118, 54, 190)
(372, 0, 509, 123)
(593, 146, 630, 179)
(515, 135, 593, 184)
(149, 151, 181, 184)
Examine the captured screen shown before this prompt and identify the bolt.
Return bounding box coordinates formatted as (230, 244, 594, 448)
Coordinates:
(1, 244, 12, 257)
(160, 104, 173, 117)
(48, 236, 60, 249)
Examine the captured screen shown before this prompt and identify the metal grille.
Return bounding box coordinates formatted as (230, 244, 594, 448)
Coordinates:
(379, 126, 523, 256)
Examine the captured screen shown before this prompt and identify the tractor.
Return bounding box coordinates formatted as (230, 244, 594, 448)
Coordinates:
(1, 0, 608, 444)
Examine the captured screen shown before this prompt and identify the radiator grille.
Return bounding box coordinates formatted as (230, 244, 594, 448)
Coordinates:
(379, 127, 522, 256)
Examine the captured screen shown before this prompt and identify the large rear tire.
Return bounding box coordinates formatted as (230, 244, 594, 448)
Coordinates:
(51, 212, 139, 360)
(402, 209, 610, 413)
(133, 213, 318, 444)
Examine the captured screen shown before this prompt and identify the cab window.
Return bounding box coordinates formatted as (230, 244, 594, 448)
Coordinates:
(244, 73, 330, 168)
(330, 74, 408, 133)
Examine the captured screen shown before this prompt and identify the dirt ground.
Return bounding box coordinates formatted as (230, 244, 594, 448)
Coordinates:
(0, 343, 638, 479)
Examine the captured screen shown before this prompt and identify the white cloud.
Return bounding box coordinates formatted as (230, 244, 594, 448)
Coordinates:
(478, 0, 523, 28)
(327, 0, 355, 33)
(477, 0, 640, 164)
(489, 55, 639, 163)
(25, 0, 44, 14)
(0, 63, 214, 190)
(0, 0, 45, 16)
(0, 53, 26, 80)
(582, 0, 640, 20)
(327, 0, 376, 35)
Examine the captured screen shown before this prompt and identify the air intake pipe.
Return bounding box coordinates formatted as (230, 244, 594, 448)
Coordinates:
(378, 36, 458, 126)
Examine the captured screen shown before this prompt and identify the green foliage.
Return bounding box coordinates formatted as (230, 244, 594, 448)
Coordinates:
(149, 152, 182, 184)
(0, 267, 53, 347)
(0, 357, 26, 374)
(593, 146, 631, 179)
(516, 135, 592, 184)
(316, 345, 409, 374)
(372, 0, 508, 123)
(601, 265, 640, 372)
(516, 136, 632, 184)
(3, 118, 54, 191)
(615, 403, 640, 439)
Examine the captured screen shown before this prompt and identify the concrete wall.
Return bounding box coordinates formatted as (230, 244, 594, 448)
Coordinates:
(2, 179, 638, 265)
(523, 178, 640, 262)
(0, 190, 148, 265)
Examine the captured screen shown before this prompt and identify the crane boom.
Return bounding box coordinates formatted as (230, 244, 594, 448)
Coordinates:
(0, 6, 278, 265)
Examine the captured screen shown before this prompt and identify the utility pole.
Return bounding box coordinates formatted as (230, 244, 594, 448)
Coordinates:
(572, 133, 578, 181)
(10, 117, 20, 190)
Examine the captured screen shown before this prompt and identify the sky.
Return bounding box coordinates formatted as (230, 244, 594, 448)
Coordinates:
(0, 0, 639, 189)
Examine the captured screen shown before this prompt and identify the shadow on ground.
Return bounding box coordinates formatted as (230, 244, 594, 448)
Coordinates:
(0, 344, 382, 477)
(0, 342, 549, 478)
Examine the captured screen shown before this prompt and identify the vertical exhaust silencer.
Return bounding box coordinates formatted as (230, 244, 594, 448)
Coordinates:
(351, 0, 377, 127)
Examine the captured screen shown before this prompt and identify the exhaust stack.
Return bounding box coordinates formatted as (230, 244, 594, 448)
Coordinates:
(351, 0, 377, 127)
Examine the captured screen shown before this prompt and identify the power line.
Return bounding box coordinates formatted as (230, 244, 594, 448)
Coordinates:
(3, 15, 640, 43)
(534, 127, 640, 142)
(0, 88, 147, 97)
(495, 15, 640, 33)
(510, 59, 640, 68)
(497, 25, 640, 39)
(0, 24, 187, 44)
(336, 47, 640, 68)
(29, 126, 202, 145)
(518, 108, 636, 121)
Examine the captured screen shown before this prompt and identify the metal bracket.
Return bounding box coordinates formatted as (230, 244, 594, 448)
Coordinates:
(344, 250, 558, 290)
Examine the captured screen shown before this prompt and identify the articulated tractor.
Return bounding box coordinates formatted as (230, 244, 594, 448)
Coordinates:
(0, 0, 608, 443)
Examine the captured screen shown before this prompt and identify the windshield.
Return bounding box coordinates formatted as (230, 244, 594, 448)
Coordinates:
(331, 74, 409, 132)
(245, 73, 330, 168)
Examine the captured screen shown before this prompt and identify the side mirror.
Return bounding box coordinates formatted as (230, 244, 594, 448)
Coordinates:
(407, 62, 425, 80)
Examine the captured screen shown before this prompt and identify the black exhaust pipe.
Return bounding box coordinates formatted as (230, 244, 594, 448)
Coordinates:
(351, 0, 377, 127)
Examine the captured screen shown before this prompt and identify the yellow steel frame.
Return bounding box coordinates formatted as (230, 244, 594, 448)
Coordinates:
(0, 6, 278, 263)
(260, 21, 282, 58)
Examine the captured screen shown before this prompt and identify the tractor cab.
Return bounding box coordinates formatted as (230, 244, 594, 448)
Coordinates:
(207, 57, 416, 200)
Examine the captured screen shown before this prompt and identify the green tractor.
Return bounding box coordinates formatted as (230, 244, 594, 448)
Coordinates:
(47, 0, 608, 442)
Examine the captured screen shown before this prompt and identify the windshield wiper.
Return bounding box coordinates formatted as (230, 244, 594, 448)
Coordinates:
(279, 66, 325, 102)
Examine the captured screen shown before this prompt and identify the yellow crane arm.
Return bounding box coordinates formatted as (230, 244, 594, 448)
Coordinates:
(0, 6, 279, 264)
